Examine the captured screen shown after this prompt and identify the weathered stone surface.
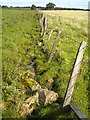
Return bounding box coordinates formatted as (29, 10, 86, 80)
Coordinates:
(20, 95, 38, 116)
(37, 89, 58, 105)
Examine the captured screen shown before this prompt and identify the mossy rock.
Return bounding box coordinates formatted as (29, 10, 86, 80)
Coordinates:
(25, 78, 41, 91)
(20, 94, 38, 117)
(19, 70, 35, 79)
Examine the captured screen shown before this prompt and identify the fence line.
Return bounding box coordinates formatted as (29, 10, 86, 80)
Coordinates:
(44, 27, 54, 52)
(48, 31, 61, 62)
(38, 13, 89, 120)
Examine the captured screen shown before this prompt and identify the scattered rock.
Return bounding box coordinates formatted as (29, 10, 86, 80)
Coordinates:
(20, 95, 38, 116)
(37, 89, 58, 105)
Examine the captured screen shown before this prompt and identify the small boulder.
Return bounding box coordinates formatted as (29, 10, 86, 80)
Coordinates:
(37, 89, 58, 105)
(20, 95, 38, 116)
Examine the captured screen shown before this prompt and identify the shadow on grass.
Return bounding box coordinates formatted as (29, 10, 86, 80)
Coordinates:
(27, 99, 77, 120)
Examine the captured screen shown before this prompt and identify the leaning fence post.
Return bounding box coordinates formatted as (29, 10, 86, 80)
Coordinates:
(48, 31, 61, 62)
(44, 28, 54, 52)
(63, 41, 87, 107)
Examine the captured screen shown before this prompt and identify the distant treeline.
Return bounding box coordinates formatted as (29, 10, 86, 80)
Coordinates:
(0, 5, 89, 11)
(54, 7, 89, 11)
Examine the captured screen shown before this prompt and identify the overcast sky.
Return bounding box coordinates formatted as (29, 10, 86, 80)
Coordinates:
(0, 0, 90, 9)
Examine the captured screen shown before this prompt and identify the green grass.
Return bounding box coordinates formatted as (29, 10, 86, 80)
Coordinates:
(38, 10, 89, 118)
(2, 9, 42, 118)
(2, 9, 90, 119)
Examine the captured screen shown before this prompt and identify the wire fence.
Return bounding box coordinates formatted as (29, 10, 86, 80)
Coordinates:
(38, 12, 88, 103)
(21, 12, 89, 119)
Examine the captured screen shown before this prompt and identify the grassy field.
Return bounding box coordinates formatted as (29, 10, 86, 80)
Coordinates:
(38, 10, 89, 118)
(2, 9, 89, 119)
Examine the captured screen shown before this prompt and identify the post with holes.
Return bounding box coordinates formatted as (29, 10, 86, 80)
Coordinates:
(48, 31, 61, 62)
(44, 28, 54, 52)
(63, 41, 87, 107)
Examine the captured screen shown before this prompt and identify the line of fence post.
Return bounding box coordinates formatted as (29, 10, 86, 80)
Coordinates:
(44, 27, 54, 52)
(48, 31, 61, 62)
